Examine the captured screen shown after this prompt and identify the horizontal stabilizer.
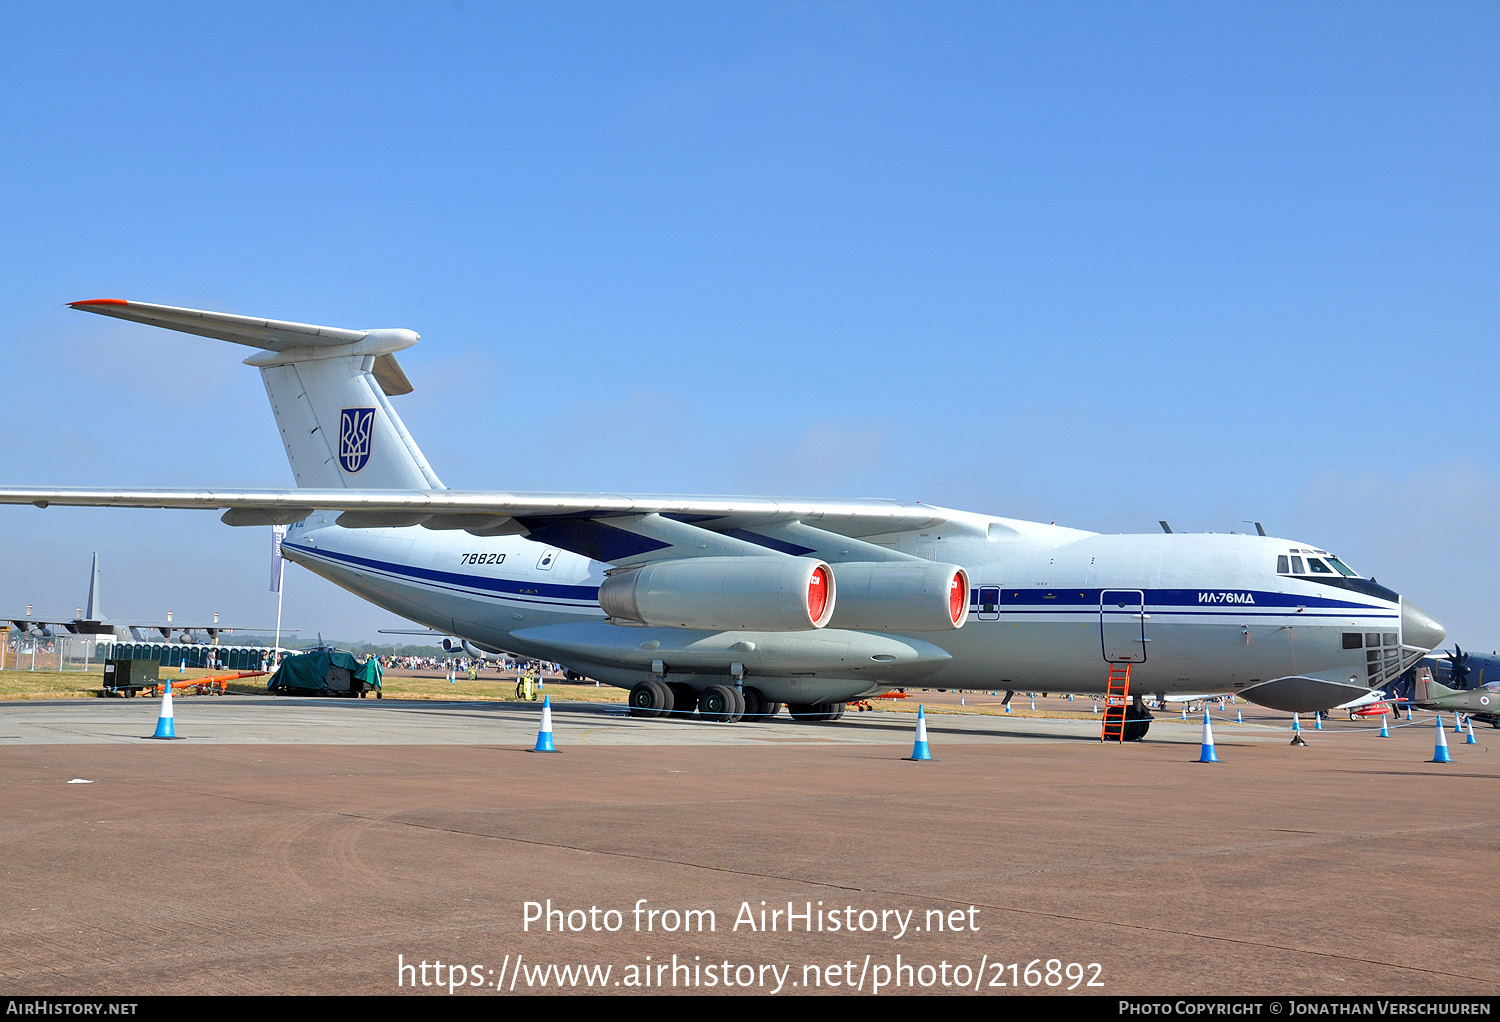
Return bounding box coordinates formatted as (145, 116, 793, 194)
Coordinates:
(70, 299, 417, 395)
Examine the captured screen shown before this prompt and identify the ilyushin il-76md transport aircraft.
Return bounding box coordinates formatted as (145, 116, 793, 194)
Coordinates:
(0, 300, 1447, 739)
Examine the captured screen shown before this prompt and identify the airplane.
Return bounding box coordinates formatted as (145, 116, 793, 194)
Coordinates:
(1409, 665, 1500, 728)
(3, 551, 280, 644)
(0, 298, 1448, 739)
(1334, 688, 1405, 719)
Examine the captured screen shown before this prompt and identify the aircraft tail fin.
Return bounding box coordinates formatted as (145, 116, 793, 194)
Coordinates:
(1411, 665, 1460, 704)
(71, 300, 444, 491)
(85, 553, 104, 621)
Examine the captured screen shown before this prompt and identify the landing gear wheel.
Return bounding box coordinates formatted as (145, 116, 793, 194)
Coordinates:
(726, 686, 746, 723)
(761, 701, 783, 720)
(629, 680, 673, 718)
(667, 683, 697, 719)
(1124, 707, 1153, 742)
(698, 684, 739, 723)
(787, 702, 821, 722)
(740, 687, 768, 721)
(829, 702, 845, 721)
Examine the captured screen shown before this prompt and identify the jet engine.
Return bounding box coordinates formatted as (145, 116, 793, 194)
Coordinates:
(826, 561, 969, 631)
(599, 556, 835, 631)
(441, 637, 502, 661)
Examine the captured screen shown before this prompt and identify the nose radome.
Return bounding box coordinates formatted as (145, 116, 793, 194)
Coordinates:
(1401, 601, 1446, 653)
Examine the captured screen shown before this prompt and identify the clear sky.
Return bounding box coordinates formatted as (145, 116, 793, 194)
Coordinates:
(2, 2, 1496, 647)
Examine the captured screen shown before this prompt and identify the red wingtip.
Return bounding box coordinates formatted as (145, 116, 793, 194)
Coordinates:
(68, 298, 129, 307)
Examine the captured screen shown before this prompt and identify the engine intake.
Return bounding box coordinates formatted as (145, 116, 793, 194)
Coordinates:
(599, 556, 835, 631)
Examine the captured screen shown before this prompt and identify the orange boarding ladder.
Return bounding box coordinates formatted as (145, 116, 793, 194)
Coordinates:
(1101, 663, 1131, 742)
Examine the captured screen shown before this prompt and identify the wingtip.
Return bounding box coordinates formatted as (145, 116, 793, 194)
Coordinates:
(68, 298, 129, 309)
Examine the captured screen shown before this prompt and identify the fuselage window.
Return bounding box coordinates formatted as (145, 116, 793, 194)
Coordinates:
(1277, 555, 1290, 574)
(1306, 558, 1334, 574)
(1290, 556, 1304, 573)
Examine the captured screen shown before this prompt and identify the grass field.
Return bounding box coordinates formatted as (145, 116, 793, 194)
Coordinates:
(0, 667, 1131, 721)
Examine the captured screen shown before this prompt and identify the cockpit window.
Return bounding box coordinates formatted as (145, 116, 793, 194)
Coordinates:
(1278, 550, 1364, 580)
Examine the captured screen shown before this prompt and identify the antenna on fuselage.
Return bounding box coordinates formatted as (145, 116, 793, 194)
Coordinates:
(1244, 521, 1267, 536)
(1159, 521, 1173, 534)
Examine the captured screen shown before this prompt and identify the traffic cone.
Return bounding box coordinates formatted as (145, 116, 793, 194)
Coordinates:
(531, 695, 558, 753)
(906, 705, 932, 761)
(960, 694, 965, 706)
(1180, 705, 1187, 720)
(1235, 708, 1243, 724)
(1431, 714, 1452, 763)
(1454, 714, 1464, 733)
(1292, 713, 1301, 733)
(1465, 717, 1477, 745)
(1198, 711, 1218, 763)
(1313, 712, 1323, 730)
(148, 680, 179, 740)
(1029, 695, 1035, 710)
(1092, 699, 1098, 714)
(1379, 713, 1390, 738)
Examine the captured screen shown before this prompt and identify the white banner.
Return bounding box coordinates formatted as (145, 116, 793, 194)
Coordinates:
(270, 524, 288, 592)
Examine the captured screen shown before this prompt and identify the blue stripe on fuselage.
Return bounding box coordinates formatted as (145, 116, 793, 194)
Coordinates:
(283, 541, 601, 605)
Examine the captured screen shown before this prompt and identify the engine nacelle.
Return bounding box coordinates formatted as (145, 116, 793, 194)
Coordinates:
(442, 637, 501, 661)
(827, 561, 970, 631)
(599, 556, 835, 631)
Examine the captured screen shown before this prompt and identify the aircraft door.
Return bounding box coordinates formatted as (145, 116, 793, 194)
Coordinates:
(1100, 589, 1147, 663)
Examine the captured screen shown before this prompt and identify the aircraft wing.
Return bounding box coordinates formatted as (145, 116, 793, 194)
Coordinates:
(0, 487, 1036, 566)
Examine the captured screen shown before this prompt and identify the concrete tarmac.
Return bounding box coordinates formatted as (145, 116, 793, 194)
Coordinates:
(1, 696, 1495, 996)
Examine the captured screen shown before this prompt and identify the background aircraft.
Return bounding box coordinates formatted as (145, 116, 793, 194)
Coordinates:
(0, 299, 1448, 736)
(3, 552, 277, 643)
(1409, 665, 1500, 728)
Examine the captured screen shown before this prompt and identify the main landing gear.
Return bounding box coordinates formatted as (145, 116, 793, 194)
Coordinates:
(626, 681, 796, 723)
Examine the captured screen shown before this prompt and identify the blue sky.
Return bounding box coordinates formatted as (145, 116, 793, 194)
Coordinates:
(2, 2, 1496, 646)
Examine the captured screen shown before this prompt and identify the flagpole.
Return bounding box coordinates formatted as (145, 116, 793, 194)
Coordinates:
(271, 525, 288, 666)
(274, 562, 285, 658)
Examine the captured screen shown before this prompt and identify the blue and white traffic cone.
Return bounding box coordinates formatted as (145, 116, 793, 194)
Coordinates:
(1198, 711, 1218, 763)
(1313, 711, 1323, 730)
(1181, 705, 1187, 720)
(1235, 708, 1243, 724)
(1379, 713, 1390, 738)
(149, 680, 178, 739)
(1465, 717, 1477, 745)
(1406, 704, 1413, 721)
(1431, 714, 1452, 763)
(1292, 713, 1301, 733)
(1005, 702, 1011, 714)
(1454, 714, 1464, 733)
(531, 695, 558, 753)
(1029, 695, 1035, 710)
(960, 694, 965, 706)
(1092, 699, 1098, 714)
(906, 705, 932, 761)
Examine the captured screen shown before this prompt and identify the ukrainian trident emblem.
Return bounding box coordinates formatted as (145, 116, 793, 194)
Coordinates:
(339, 407, 376, 473)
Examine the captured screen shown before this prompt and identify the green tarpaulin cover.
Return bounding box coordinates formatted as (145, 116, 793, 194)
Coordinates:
(266, 649, 383, 694)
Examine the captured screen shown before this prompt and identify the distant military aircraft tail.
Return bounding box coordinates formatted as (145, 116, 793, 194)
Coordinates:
(70, 300, 444, 491)
(1412, 666, 1454, 703)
